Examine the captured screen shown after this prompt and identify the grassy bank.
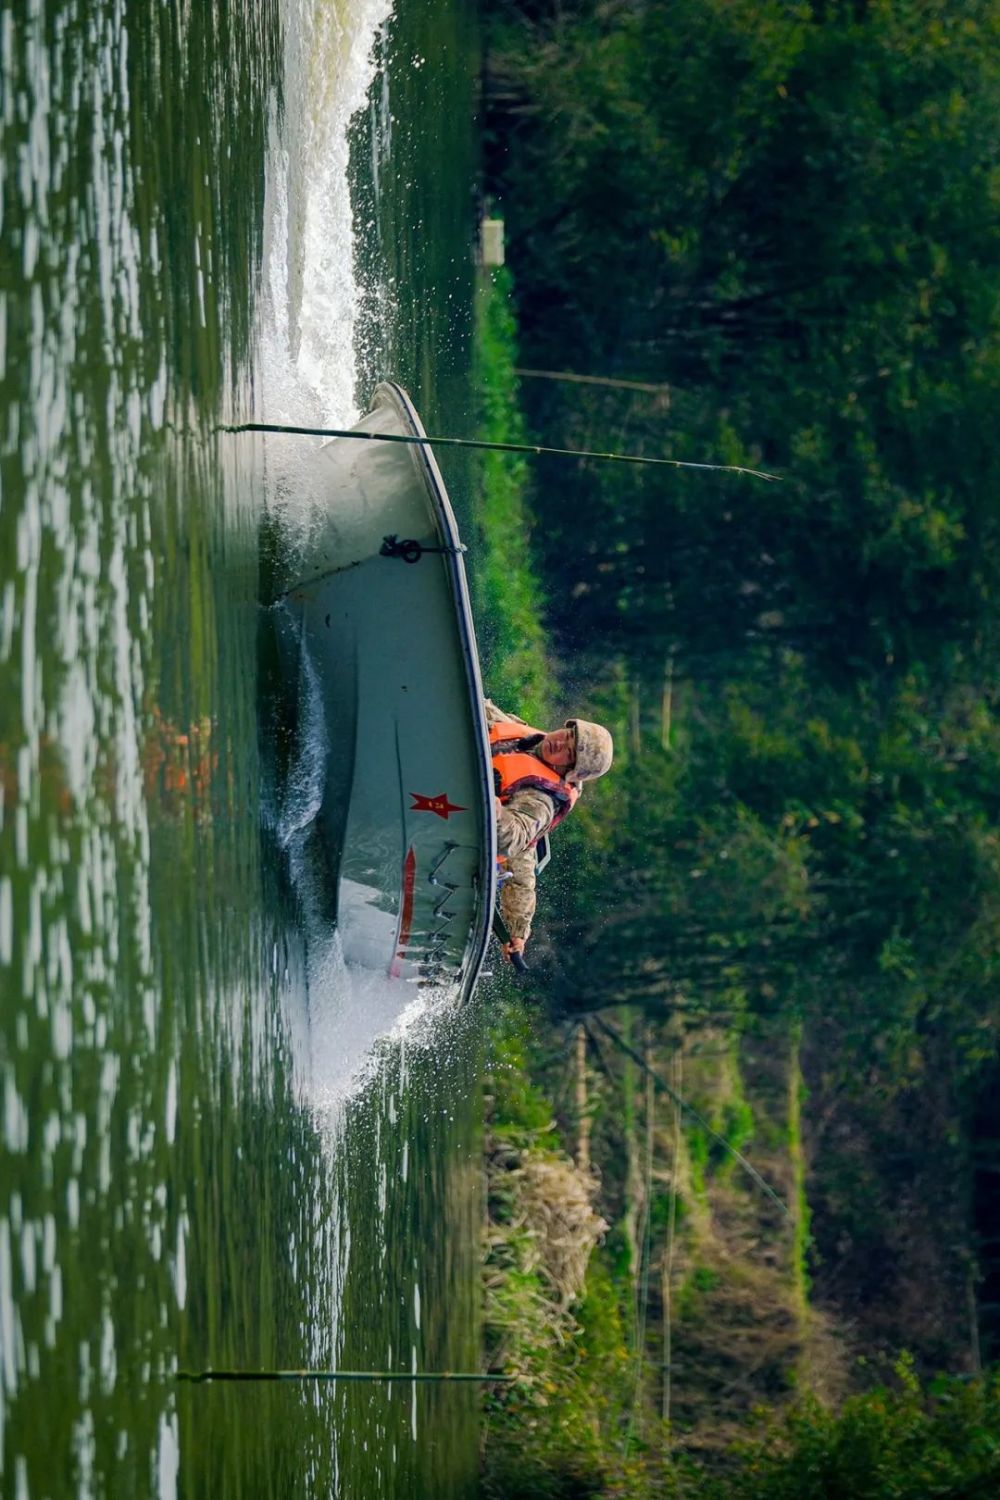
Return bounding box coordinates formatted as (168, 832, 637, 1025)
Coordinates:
(471, 266, 550, 723)
(469, 265, 809, 1495)
(468, 267, 1000, 1498)
(469, 268, 803, 1495)
(472, 267, 656, 1494)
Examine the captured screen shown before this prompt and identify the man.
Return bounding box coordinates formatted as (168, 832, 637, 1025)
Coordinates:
(486, 699, 614, 965)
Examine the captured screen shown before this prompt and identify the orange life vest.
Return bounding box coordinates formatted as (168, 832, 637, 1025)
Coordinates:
(489, 718, 580, 843)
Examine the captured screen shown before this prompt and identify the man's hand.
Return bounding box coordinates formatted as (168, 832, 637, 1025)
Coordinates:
(502, 937, 527, 964)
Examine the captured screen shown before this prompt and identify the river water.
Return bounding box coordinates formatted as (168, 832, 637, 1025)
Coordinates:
(0, 0, 483, 1494)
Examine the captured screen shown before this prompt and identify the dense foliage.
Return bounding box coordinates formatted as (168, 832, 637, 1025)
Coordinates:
(487, 0, 1000, 1042)
(707, 1362, 1000, 1500)
(476, 0, 1000, 1486)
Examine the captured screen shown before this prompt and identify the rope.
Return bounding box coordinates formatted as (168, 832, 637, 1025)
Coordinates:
(663, 1048, 682, 1431)
(627, 1026, 657, 1446)
(589, 1016, 791, 1219)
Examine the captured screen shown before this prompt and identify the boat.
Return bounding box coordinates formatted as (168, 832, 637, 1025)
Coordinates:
(273, 382, 496, 1000)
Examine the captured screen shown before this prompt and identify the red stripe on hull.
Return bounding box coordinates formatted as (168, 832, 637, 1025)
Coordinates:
(389, 846, 417, 978)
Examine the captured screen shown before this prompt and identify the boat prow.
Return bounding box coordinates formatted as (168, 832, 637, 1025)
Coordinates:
(276, 383, 496, 1000)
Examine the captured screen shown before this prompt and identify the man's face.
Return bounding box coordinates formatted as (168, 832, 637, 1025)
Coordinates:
(539, 726, 576, 773)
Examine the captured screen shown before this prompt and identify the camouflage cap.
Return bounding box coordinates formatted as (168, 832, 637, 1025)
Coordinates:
(566, 719, 614, 783)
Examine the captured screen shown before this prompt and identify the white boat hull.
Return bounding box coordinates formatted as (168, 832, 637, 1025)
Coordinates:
(277, 384, 495, 999)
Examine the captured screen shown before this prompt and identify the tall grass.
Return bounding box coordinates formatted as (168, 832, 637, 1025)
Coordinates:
(472, 269, 652, 1495)
(471, 267, 552, 722)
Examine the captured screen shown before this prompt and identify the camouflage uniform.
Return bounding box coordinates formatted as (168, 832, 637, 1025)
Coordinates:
(485, 698, 559, 941)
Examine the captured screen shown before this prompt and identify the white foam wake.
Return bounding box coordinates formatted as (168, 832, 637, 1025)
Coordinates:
(306, 928, 456, 1116)
(264, 0, 394, 434)
(264, 0, 461, 1115)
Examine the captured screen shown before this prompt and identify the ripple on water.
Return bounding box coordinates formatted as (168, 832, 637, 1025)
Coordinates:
(2, 0, 299, 1489)
(4, 0, 484, 1490)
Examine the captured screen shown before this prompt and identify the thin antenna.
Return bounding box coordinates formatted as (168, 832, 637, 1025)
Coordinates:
(177, 1368, 516, 1385)
(220, 422, 779, 482)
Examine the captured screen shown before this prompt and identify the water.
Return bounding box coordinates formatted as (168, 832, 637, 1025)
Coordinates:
(0, 0, 483, 1494)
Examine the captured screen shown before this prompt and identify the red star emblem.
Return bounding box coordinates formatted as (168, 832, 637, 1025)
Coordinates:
(410, 792, 467, 820)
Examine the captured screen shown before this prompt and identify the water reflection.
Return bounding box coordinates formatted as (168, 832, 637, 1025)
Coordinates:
(1, 0, 311, 1490)
(2, 0, 483, 1492)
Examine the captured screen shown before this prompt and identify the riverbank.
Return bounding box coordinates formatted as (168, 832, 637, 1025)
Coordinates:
(469, 265, 813, 1494)
(469, 264, 1000, 1498)
(471, 268, 632, 1487)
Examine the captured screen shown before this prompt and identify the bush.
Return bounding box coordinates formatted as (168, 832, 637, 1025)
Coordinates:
(708, 1360, 1000, 1500)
